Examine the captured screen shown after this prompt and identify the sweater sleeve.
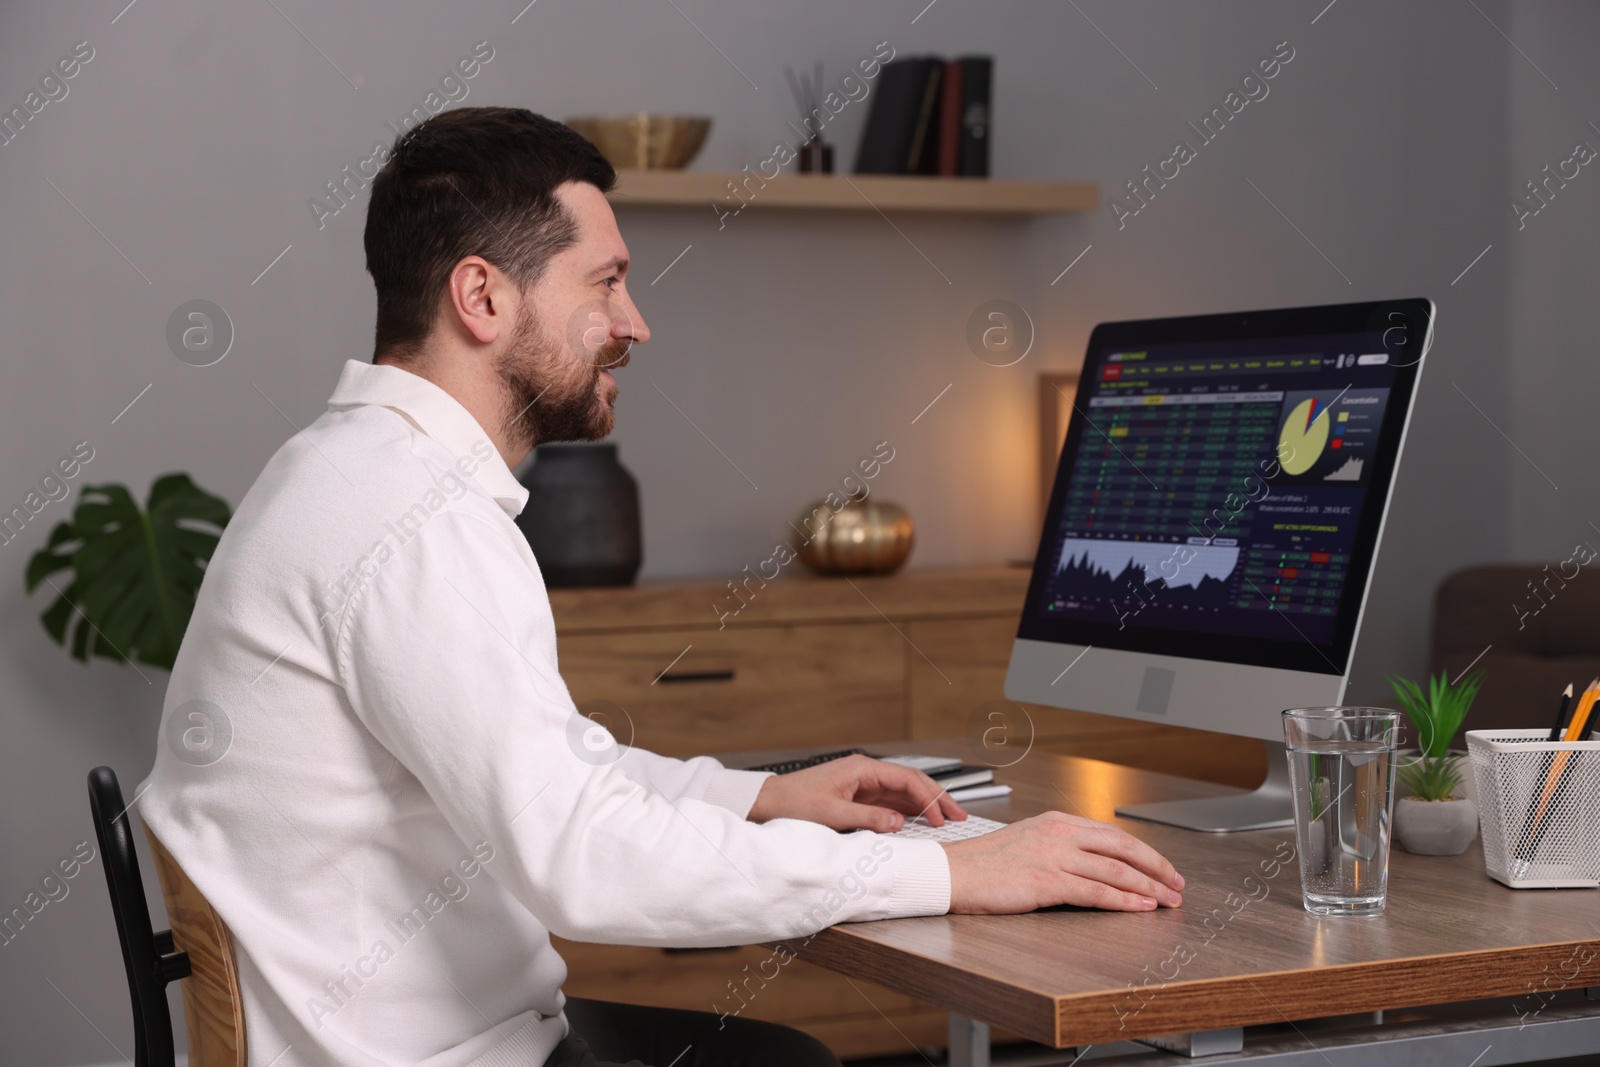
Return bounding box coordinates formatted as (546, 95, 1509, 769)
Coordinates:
(335, 511, 950, 947)
(613, 748, 774, 819)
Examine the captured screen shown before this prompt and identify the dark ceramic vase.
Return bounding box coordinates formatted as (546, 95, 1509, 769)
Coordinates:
(515, 443, 642, 587)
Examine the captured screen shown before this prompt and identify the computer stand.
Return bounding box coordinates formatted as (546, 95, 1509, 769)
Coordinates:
(1115, 740, 1294, 832)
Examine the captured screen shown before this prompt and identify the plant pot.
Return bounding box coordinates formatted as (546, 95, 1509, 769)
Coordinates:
(514, 443, 642, 588)
(1393, 795, 1479, 856)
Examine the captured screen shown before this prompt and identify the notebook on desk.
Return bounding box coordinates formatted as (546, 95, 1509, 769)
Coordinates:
(742, 749, 1013, 817)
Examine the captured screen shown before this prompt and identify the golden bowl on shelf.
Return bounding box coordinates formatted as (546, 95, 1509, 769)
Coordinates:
(565, 114, 712, 170)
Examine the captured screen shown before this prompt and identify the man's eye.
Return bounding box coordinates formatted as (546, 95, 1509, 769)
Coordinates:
(602, 277, 618, 290)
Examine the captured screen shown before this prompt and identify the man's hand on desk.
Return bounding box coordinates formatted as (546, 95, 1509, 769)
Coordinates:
(747, 754, 967, 832)
(943, 812, 1185, 913)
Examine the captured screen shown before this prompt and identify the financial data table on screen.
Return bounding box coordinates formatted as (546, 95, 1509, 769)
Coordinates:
(1041, 346, 1394, 646)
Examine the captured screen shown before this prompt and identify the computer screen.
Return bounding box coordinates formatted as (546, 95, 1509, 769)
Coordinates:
(1016, 300, 1429, 678)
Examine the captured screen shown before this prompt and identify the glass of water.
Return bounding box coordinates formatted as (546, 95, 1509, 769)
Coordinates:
(1283, 707, 1400, 916)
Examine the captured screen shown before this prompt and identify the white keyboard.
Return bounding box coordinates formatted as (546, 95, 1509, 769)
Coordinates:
(895, 814, 1007, 842)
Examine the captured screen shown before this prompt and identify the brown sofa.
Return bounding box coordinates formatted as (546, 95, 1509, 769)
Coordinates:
(1429, 563, 1600, 735)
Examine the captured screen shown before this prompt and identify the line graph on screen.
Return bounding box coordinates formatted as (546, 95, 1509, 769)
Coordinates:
(1055, 538, 1240, 590)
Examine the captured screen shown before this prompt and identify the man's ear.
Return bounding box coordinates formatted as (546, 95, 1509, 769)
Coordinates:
(445, 256, 514, 345)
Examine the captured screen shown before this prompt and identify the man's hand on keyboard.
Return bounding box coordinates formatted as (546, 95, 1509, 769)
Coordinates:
(943, 812, 1185, 914)
(747, 754, 968, 832)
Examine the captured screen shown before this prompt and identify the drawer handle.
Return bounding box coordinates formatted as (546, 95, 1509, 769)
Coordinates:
(657, 669, 736, 684)
(663, 945, 742, 955)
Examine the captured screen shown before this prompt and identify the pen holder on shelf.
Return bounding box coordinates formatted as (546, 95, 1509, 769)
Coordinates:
(1467, 729, 1600, 889)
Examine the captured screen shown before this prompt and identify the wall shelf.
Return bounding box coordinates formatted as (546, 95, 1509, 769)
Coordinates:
(607, 169, 1098, 215)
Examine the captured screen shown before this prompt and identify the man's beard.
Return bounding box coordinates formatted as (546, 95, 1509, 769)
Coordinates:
(498, 307, 628, 453)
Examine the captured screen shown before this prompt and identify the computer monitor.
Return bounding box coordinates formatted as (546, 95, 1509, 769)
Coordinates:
(1005, 298, 1433, 831)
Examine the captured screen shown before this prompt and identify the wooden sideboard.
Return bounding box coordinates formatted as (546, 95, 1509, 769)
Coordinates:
(547, 565, 1262, 1059)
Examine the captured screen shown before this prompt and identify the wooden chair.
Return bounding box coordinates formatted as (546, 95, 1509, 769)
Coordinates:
(88, 766, 246, 1067)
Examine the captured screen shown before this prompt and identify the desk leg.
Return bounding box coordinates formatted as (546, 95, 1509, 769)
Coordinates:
(948, 1013, 990, 1067)
(1138, 1028, 1244, 1056)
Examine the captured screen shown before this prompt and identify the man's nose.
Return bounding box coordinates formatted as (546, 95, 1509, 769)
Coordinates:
(616, 299, 649, 345)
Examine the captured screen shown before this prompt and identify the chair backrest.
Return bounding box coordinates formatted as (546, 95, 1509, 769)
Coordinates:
(144, 826, 248, 1067)
(87, 766, 192, 1067)
(1431, 564, 1600, 733)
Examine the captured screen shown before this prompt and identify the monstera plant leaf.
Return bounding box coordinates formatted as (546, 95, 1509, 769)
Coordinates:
(25, 475, 231, 671)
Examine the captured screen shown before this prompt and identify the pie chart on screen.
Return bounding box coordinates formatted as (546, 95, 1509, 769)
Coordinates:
(1279, 398, 1329, 475)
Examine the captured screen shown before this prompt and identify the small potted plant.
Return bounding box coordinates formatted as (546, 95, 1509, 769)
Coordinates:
(1388, 669, 1483, 855)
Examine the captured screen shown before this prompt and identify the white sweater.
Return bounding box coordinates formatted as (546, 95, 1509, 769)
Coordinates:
(140, 361, 952, 1067)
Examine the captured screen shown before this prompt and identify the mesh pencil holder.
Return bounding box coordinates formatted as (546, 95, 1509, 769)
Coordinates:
(1466, 729, 1600, 889)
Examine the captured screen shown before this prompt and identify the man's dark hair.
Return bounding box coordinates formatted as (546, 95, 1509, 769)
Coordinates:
(363, 107, 616, 361)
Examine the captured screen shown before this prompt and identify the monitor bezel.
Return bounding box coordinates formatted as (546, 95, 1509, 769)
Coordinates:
(1016, 297, 1431, 676)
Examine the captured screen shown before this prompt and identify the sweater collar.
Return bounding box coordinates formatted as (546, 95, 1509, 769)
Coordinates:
(327, 360, 530, 518)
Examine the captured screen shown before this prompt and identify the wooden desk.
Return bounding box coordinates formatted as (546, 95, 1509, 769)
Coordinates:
(724, 741, 1600, 1060)
(549, 566, 1255, 1059)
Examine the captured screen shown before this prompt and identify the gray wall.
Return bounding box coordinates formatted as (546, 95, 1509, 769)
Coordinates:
(1506, 2, 1600, 563)
(0, 1, 1536, 1062)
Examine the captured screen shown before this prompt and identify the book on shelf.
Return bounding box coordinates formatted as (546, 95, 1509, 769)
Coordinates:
(854, 57, 936, 173)
(955, 56, 992, 177)
(856, 55, 992, 177)
(936, 59, 964, 175)
(905, 61, 943, 173)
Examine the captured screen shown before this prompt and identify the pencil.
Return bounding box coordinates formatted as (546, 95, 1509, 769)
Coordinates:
(1548, 683, 1575, 742)
(1563, 679, 1598, 742)
(1516, 682, 1575, 868)
(1518, 678, 1598, 867)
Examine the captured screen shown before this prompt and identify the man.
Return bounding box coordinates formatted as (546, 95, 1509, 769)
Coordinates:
(142, 108, 1183, 1067)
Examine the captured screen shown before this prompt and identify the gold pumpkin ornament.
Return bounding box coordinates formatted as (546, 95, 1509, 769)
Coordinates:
(794, 492, 915, 575)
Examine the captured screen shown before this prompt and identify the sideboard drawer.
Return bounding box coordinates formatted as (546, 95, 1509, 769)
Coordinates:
(558, 623, 906, 757)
